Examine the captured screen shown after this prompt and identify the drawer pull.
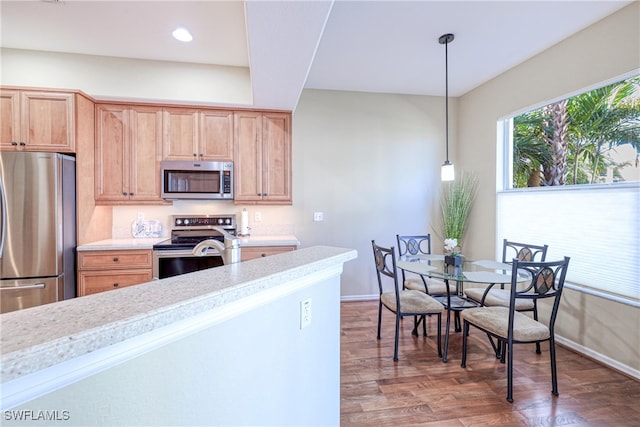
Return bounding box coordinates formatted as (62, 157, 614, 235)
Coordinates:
(113, 283, 119, 287)
(113, 257, 119, 262)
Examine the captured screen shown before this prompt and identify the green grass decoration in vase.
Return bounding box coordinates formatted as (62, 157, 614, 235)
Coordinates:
(438, 171, 479, 259)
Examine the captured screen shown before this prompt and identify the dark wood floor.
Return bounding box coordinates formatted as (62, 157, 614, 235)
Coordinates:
(340, 301, 640, 427)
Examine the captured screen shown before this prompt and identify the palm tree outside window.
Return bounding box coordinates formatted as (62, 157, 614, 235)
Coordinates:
(509, 75, 639, 189)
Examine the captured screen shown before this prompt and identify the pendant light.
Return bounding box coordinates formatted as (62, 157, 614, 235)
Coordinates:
(439, 33, 455, 181)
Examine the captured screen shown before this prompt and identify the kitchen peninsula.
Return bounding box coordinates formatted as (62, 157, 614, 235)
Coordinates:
(1, 246, 356, 426)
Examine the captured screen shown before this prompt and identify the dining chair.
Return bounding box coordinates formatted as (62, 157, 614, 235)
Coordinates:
(372, 240, 444, 361)
(464, 239, 548, 355)
(460, 257, 570, 403)
(396, 234, 455, 296)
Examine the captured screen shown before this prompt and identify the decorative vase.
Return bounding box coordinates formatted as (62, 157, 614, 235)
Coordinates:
(444, 254, 463, 276)
(444, 254, 462, 267)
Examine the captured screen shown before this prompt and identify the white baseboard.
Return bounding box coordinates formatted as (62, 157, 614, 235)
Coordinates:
(340, 294, 377, 302)
(555, 335, 640, 380)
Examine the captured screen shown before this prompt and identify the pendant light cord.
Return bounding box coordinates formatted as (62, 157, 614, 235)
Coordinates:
(445, 38, 449, 163)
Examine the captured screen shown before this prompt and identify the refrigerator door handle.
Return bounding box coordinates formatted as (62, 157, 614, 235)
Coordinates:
(0, 174, 6, 258)
(0, 283, 47, 291)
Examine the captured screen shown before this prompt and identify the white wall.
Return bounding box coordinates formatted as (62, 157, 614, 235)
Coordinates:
(1, 48, 252, 106)
(292, 89, 451, 297)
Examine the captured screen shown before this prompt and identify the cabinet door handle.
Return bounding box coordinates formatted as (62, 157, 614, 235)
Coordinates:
(113, 283, 119, 287)
(261, 253, 267, 257)
(129, 193, 134, 196)
(122, 192, 127, 196)
(11, 141, 18, 146)
(113, 257, 119, 262)
(19, 142, 26, 146)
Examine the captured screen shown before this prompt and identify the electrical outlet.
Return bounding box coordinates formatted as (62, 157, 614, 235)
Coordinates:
(313, 212, 324, 221)
(300, 297, 312, 329)
(254, 212, 262, 222)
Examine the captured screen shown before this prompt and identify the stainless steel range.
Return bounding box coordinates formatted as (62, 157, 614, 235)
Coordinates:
(152, 214, 237, 279)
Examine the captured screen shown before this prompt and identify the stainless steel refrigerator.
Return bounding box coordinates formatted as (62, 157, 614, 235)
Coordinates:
(0, 152, 76, 313)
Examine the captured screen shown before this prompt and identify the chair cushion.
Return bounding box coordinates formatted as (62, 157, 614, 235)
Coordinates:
(381, 290, 444, 314)
(464, 288, 535, 310)
(404, 277, 455, 296)
(460, 306, 550, 342)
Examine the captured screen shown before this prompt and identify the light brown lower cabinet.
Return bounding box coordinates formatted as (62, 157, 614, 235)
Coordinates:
(241, 245, 297, 262)
(77, 249, 153, 296)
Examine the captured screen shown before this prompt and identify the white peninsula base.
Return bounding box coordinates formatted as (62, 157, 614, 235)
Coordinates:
(1, 246, 357, 426)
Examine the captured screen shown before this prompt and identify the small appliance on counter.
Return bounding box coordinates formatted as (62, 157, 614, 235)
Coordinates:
(131, 214, 163, 238)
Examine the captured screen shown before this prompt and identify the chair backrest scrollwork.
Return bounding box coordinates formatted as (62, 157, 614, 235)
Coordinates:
(509, 257, 570, 332)
(396, 234, 432, 257)
(503, 239, 548, 263)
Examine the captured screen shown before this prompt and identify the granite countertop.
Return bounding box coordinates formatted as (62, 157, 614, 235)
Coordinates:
(237, 235, 300, 247)
(77, 235, 300, 251)
(0, 246, 355, 383)
(76, 238, 167, 251)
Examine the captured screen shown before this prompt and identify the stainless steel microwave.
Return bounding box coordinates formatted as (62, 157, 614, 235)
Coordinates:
(161, 160, 233, 200)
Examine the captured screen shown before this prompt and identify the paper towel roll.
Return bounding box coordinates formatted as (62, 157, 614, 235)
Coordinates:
(240, 209, 250, 236)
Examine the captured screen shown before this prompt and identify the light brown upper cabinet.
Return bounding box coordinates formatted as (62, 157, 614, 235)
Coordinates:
(234, 111, 292, 204)
(1, 89, 75, 152)
(95, 104, 163, 204)
(162, 107, 233, 161)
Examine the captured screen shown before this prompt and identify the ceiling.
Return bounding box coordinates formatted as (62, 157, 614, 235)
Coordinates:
(0, 0, 632, 111)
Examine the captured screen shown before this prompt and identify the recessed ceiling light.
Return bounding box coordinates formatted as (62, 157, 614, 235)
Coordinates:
(172, 27, 193, 42)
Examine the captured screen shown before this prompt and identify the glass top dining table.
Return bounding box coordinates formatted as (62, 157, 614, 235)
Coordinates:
(397, 254, 530, 363)
(397, 254, 530, 290)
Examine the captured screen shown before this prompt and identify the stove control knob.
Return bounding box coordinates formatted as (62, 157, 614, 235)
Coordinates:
(218, 218, 224, 225)
(225, 218, 231, 225)
(184, 219, 190, 225)
(176, 219, 183, 225)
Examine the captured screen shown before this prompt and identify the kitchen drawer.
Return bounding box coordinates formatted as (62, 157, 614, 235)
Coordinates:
(78, 250, 152, 270)
(78, 270, 152, 296)
(241, 245, 296, 262)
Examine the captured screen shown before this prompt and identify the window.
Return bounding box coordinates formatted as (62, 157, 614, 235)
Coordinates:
(508, 75, 639, 189)
(497, 75, 640, 305)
